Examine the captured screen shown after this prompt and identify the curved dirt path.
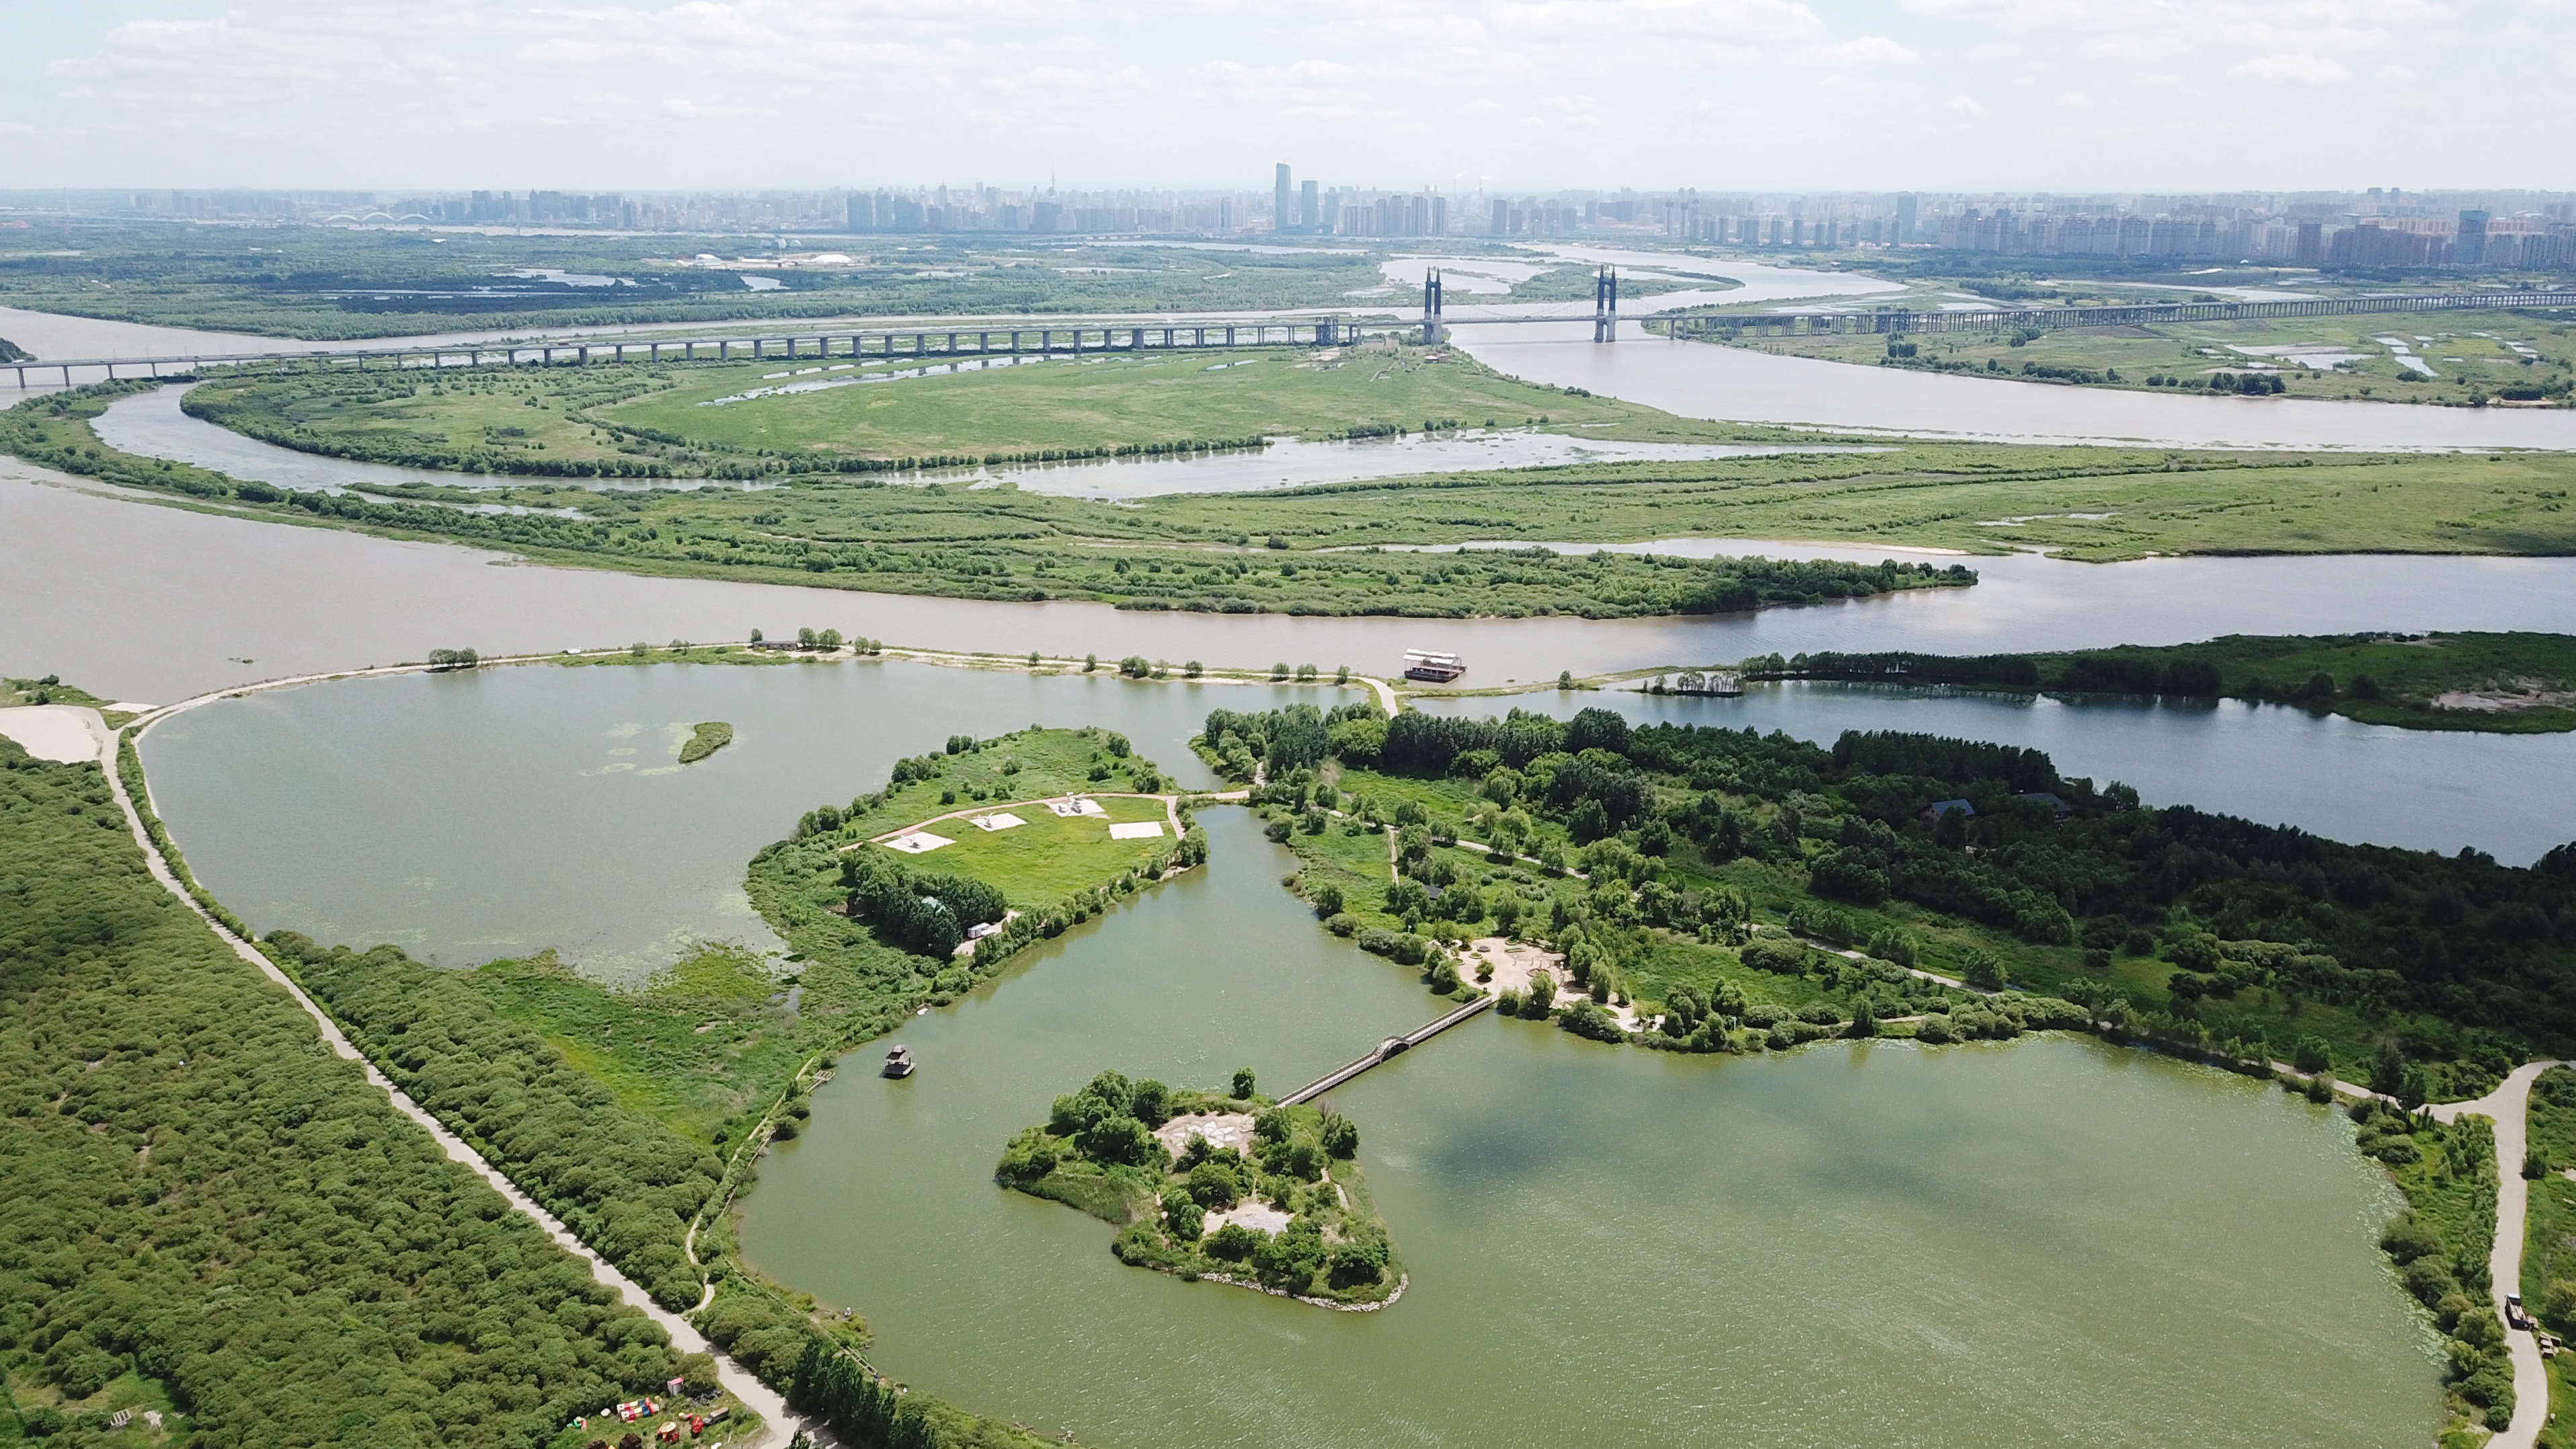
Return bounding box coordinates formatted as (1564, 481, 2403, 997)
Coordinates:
(95, 721, 800, 1444)
(2430, 1060, 2565, 1449)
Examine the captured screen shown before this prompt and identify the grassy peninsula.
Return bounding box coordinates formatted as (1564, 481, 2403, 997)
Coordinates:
(997, 1071, 1400, 1308)
(7, 381, 1972, 620)
(182, 341, 1755, 476)
(1747, 631, 2576, 734)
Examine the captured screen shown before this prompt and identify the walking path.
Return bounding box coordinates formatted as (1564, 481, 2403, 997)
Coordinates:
(91, 710, 801, 1444)
(2430, 1060, 2565, 1449)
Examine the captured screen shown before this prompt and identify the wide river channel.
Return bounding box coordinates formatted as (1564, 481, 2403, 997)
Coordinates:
(129, 660, 2444, 1449)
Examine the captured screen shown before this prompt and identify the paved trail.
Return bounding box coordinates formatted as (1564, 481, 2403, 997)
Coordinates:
(2431, 1060, 2565, 1449)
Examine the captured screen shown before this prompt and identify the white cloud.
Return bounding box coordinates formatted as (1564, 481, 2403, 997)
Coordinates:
(1946, 93, 1987, 114)
(2373, 62, 2418, 79)
(1801, 34, 1920, 65)
(2054, 90, 2092, 105)
(2228, 52, 2355, 82)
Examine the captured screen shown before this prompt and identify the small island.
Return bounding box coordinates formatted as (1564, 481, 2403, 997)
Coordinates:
(678, 720, 735, 763)
(997, 1070, 1401, 1309)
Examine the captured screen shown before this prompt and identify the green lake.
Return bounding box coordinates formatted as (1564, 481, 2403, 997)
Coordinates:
(742, 808, 2442, 1449)
(134, 661, 2446, 1446)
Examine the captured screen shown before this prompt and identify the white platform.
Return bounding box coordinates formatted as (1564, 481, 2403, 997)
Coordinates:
(1049, 798, 1109, 818)
(1107, 820, 1165, 840)
(882, 831, 954, 854)
(969, 812, 1026, 832)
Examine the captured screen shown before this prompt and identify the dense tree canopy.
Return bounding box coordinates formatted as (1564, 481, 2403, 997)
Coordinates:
(0, 742, 690, 1446)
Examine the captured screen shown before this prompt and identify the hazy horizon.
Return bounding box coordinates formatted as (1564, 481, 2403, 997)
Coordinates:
(5, 1, 2572, 194)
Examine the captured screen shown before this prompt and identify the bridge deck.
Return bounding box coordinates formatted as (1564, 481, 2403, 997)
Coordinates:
(1281, 994, 1494, 1107)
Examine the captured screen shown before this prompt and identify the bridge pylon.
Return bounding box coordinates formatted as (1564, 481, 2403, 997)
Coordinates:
(1593, 266, 1618, 343)
(1421, 268, 1444, 346)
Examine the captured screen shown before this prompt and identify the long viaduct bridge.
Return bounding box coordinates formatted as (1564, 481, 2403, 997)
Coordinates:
(5, 267, 1631, 387)
(5, 317, 1363, 389)
(1652, 287, 2576, 341)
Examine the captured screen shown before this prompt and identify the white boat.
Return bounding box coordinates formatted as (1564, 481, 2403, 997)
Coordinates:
(882, 1045, 915, 1079)
(1403, 649, 1466, 683)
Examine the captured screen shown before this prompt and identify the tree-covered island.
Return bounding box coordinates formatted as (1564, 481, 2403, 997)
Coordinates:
(997, 1070, 1401, 1308)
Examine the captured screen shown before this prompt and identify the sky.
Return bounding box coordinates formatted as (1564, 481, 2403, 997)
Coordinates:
(1, 0, 2571, 194)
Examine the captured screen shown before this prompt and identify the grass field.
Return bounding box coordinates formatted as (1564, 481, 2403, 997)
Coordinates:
(885, 795, 1175, 910)
(466, 942, 806, 1144)
(601, 343, 1730, 456)
(181, 341, 1754, 481)
(1682, 306, 2576, 407)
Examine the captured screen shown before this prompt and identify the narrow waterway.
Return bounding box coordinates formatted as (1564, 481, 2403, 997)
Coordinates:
(11, 467, 2576, 707)
(738, 809, 2439, 1449)
(1455, 317, 2576, 451)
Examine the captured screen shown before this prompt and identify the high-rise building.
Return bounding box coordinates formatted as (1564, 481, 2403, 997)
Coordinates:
(847, 193, 875, 232)
(1274, 163, 1292, 233)
(1300, 180, 1320, 233)
(2456, 209, 2489, 266)
(1894, 193, 1917, 243)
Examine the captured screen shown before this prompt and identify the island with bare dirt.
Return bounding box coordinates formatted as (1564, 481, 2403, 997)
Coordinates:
(995, 1069, 1401, 1309)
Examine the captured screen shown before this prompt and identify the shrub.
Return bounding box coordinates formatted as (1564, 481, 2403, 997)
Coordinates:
(1559, 1001, 1627, 1042)
(1204, 1224, 1260, 1261)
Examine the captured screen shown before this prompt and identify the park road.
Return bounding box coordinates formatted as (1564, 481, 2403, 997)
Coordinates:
(2431, 1060, 2565, 1449)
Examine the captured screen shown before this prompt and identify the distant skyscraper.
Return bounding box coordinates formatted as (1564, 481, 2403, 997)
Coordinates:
(1300, 180, 1319, 233)
(2456, 209, 2489, 266)
(847, 193, 875, 232)
(1894, 193, 1917, 243)
(1275, 163, 1292, 233)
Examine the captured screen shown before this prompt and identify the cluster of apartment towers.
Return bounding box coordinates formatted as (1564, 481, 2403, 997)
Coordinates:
(69, 177, 2576, 270)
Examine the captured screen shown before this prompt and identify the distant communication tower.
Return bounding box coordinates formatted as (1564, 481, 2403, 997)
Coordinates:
(1593, 266, 1618, 343)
